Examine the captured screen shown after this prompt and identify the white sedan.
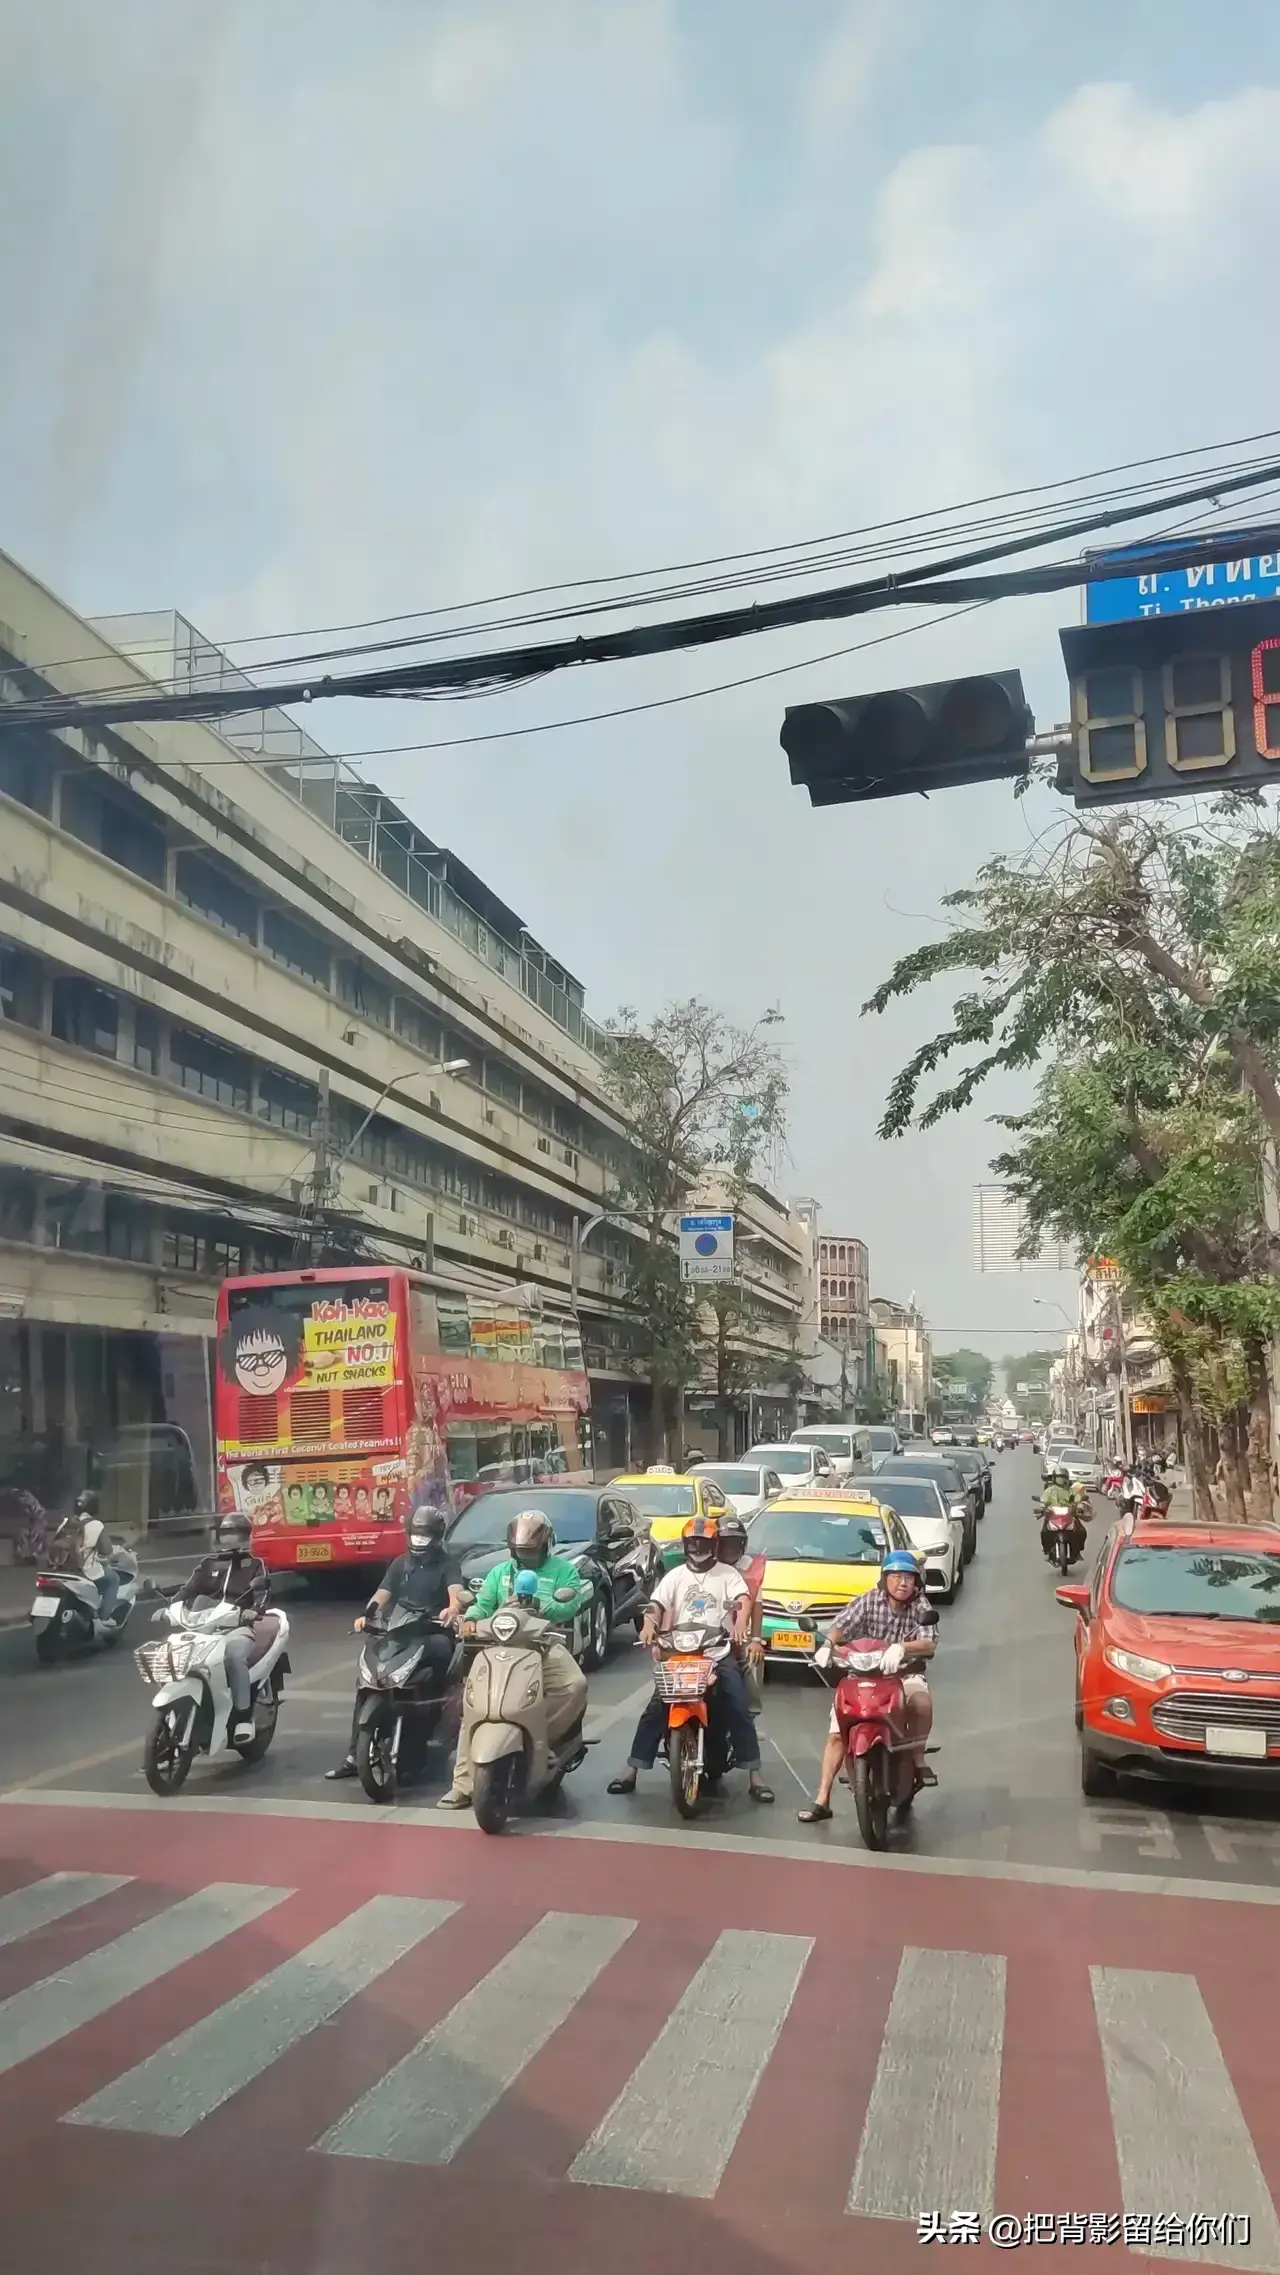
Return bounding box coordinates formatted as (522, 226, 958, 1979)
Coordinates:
(1049, 1444, 1104, 1490)
(745, 1442, 837, 1491)
(694, 1462, 783, 1521)
(868, 1475, 966, 1604)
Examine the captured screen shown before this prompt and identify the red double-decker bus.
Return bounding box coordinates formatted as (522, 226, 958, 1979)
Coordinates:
(214, 1265, 592, 1573)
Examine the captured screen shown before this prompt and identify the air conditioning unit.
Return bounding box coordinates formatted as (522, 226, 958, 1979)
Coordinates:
(484, 1108, 496, 1124)
(497, 1227, 515, 1249)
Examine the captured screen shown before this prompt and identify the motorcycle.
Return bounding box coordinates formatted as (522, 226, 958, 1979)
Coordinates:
(463, 1593, 590, 1834)
(1035, 1496, 1087, 1571)
(29, 1519, 142, 1663)
(800, 1613, 939, 1851)
(352, 1605, 464, 1803)
(1104, 1466, 1125, 1500)
(135, 1594, 290, 1796)
(651, 1622, 740, 1820)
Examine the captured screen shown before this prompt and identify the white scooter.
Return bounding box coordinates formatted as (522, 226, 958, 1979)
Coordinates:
(135, 1594, 291, 1796)
(464, 1584, 591, 1834)
(30, 1508, 141, 1664)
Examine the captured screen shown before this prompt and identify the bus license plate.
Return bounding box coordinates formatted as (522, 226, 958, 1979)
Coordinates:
(296, 1541, 333, 1564)
(771, 1629, 812, 1652)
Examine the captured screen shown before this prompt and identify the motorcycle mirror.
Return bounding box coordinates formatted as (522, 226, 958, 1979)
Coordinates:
(796, 1614, 818, 1633)
(919, 1605, 939, 1627)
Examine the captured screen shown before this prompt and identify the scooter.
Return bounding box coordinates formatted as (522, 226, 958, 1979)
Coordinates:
(1036, 1497, 1088, 1571)
(651, 1622, 739, 1820)
(352, 1605, 464, 1803)
(135, 1594, 290, 1796)
(29, 1519, 142, 1663)
(800, 1614, 939, 1852)
(462, 1586, 590, 1833)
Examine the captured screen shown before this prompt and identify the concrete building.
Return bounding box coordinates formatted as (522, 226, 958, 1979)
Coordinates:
(818, 1233, 871, 1395)
(682, 1178, 811, 1456)
(870, 1295, 931, 1425)
(0, 555, 652, 1528)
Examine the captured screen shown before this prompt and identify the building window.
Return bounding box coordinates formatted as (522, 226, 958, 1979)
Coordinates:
(105, 1195, 152, 1262)
(44, 1179, 105, 1252)
(0, 1170, 35, 1243)
(336, 960, 391, 1028)
(263, 906, 331, 986)
(170, 1028, 251, 1112)
(0, 732, 55, 818)
(51, 976, 118, 1058)
(522, 1082, 554, 1129)
(484, 1058, 521, 1110)
(256, 1068, 318, 1135)
(176, 853, 259, 942)
(394, 999, 442, 1057)
(61, 776, 166, 885)
(161, 1225, 202, 1273)
(206, 1235, 244, 1277)
(133, 1006, 159, 1075)
(0, 942, 44, 1029)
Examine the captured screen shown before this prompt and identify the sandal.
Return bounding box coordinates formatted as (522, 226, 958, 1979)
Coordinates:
(749, 1781, 775, 1803)
(607, 1775, 637, 1796)
(797, 1802, 833, 1824)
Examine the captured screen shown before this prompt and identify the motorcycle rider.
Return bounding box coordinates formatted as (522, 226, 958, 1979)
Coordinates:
(607, 1515, 774, 1803)
(177, 1514, 278, 1747)
(326, 1509, 468, 1781)
(73, 1489, 120, 1625)
(717, 1513, 766, 1710)
(798, 1548, 936, 1826)
(437, 1508, 590, 1809)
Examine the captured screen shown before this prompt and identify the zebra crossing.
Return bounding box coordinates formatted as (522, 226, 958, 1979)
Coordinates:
(0, 1867, 1278, 2262)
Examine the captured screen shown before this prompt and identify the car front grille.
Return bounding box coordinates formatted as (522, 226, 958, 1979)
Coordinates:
(761, 1595, 849, 1620)
(1150, 1690, 1280, 1750)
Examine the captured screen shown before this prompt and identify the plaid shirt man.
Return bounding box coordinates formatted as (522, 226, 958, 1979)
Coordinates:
(828, 1585, 932, 1650)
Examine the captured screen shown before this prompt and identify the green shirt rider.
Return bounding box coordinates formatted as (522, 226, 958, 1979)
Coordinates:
(437, 1507, 591, 1809)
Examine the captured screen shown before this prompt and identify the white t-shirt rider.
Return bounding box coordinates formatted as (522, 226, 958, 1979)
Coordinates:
(648, 1562, 747, 1657)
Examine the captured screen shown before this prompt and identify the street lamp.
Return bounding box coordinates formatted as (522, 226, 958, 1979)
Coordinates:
(334, 1058, 469, 1175)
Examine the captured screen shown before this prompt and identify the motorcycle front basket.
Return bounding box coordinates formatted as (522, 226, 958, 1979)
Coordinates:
(653, 1655, 710, 1701)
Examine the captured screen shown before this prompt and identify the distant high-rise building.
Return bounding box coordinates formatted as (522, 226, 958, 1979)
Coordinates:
(972, 1186, 1074, 1274)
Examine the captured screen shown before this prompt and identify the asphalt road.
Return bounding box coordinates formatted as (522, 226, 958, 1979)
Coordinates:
(4, 1448, 1280, 1888)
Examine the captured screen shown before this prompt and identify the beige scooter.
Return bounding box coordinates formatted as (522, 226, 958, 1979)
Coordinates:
(464, 1588, 590, 1833)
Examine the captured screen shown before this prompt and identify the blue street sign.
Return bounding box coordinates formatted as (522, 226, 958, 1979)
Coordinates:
(1086, 528, 1280, 625)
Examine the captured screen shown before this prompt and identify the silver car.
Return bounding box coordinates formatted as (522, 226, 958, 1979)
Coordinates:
(1050, 1444, 1103, 1490)
(693, 1462, 783, 1522)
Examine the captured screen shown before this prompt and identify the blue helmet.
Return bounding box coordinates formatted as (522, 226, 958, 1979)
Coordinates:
(880, 1548, 923, 1589)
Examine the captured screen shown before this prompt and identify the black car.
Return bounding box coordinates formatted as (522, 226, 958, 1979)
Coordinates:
(950, 1445, 993, 1508)
(443, 1485, 660, 1670)
(876, 1454, 980, 1564)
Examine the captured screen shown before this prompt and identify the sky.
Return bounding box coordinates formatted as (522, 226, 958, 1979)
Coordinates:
(4, 0, 1280, 1362)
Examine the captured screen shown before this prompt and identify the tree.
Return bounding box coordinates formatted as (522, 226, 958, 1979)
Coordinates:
(864, 803, 1280, 1517)
(1001, 1349, 1058, 1421)
(702, 1281, 791, 1457)
(932, 1349, 993, 1407)
(599, 999, 788, 1460)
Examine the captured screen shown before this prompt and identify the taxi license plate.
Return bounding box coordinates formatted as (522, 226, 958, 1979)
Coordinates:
(1204, 1724, 1267, 1758)
(770, 1629, 813, 1653)
(296, 1541, 333, 1565)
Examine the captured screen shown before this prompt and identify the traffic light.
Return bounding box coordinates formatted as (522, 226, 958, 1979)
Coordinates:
(1060, 596, 1280, 806)
(781, 670, 1033, 806)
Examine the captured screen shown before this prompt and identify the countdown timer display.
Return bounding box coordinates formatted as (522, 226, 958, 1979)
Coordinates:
(1059, 596, 1280, 806)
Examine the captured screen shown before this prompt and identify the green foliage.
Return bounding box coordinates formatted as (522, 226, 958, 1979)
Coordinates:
(932, 1348, 993, 1404)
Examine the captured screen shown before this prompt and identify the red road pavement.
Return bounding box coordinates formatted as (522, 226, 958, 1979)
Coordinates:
(1, 1800, 1277, 2275)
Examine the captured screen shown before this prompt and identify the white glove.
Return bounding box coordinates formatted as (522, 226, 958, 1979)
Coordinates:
(880, 1642, 907, 1674)
(814, 1644, 833, 1671)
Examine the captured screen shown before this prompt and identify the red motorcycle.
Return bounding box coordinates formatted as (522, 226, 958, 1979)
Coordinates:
(802, 1618, 939, 1851)
(1035, 1496, 1087, 1571)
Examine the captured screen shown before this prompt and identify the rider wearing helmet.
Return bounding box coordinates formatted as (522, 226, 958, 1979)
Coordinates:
(73, 1488, 121, 1625)
(717, 1513, 766, 1701)
(437, 1508, 591, 1809)
(180, 1511, 276, 1747)
(798, 1547, 937, 1826)
(327, 1505, 467, 1781)
(607, 1514, 774, 1803)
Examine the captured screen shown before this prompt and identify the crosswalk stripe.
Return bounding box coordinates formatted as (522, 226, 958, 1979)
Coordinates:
(65, 1896, 457, 2136)
(847, 1946, 1005, 2221)
(316, 1909, 635, 2165)
(0, 1873, 131, 1949)
(568, 1929, 813, 2198)
(1092, 1967, 1280, 2271)
(0, 1883, 290, 2079)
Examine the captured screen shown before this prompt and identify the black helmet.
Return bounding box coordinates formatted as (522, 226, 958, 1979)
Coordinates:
(681, 1515, 719, 1572)
(508, 1508, 554, 1569)
(75, 1488, 100, 1518)
(407, 1509, 445, 1556)
(217, 1512, 252, 1555)
(717, 1515, 748, 1562)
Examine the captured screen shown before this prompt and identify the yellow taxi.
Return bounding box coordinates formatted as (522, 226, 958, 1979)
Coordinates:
(610, 1470, 731, 1567)
(751, 1489, 914, 1660)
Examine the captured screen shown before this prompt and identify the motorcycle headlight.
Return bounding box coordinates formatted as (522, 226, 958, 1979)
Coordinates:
(358, 1650, 375, 1684)
(389, 1654, 424, 1686)
(671, 1627, 701, 1653)
(1105, 1645, 1172, 1684)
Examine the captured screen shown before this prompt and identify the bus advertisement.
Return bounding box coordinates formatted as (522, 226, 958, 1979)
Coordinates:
(214, 1266, 592, 1572)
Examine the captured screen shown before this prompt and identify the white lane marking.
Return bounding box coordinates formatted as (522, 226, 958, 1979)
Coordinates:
(7, 1789, 1280, 1903)
(66, 1895, 456, 2135)
(1093, 1966, 1280, 2270)
(848, 1948, 1005, 2221)
(317, 1910, 634, 2164)
(569, 1928, 811, 2197)
(0, 1872, 131, 1947)
(0, 1883, 290, 2076)
(1078, 1807, 1179, 1859)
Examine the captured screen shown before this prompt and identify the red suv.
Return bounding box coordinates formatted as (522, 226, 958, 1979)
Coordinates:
(1058, 1517, 1280, 1797)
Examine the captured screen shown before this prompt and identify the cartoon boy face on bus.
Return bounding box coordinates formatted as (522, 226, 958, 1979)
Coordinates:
(219, 1306, 305, 1399)
(334, 1483, 353, 1521)
(372, 1485, 394, 1522)
(310, 1481, 334, 1524)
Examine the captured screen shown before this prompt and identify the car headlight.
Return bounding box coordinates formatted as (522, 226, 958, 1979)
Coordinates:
(1105, 1645, 1172, 1684)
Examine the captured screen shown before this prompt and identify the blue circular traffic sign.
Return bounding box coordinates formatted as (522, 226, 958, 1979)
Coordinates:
(694, 1232, 719, 1256)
